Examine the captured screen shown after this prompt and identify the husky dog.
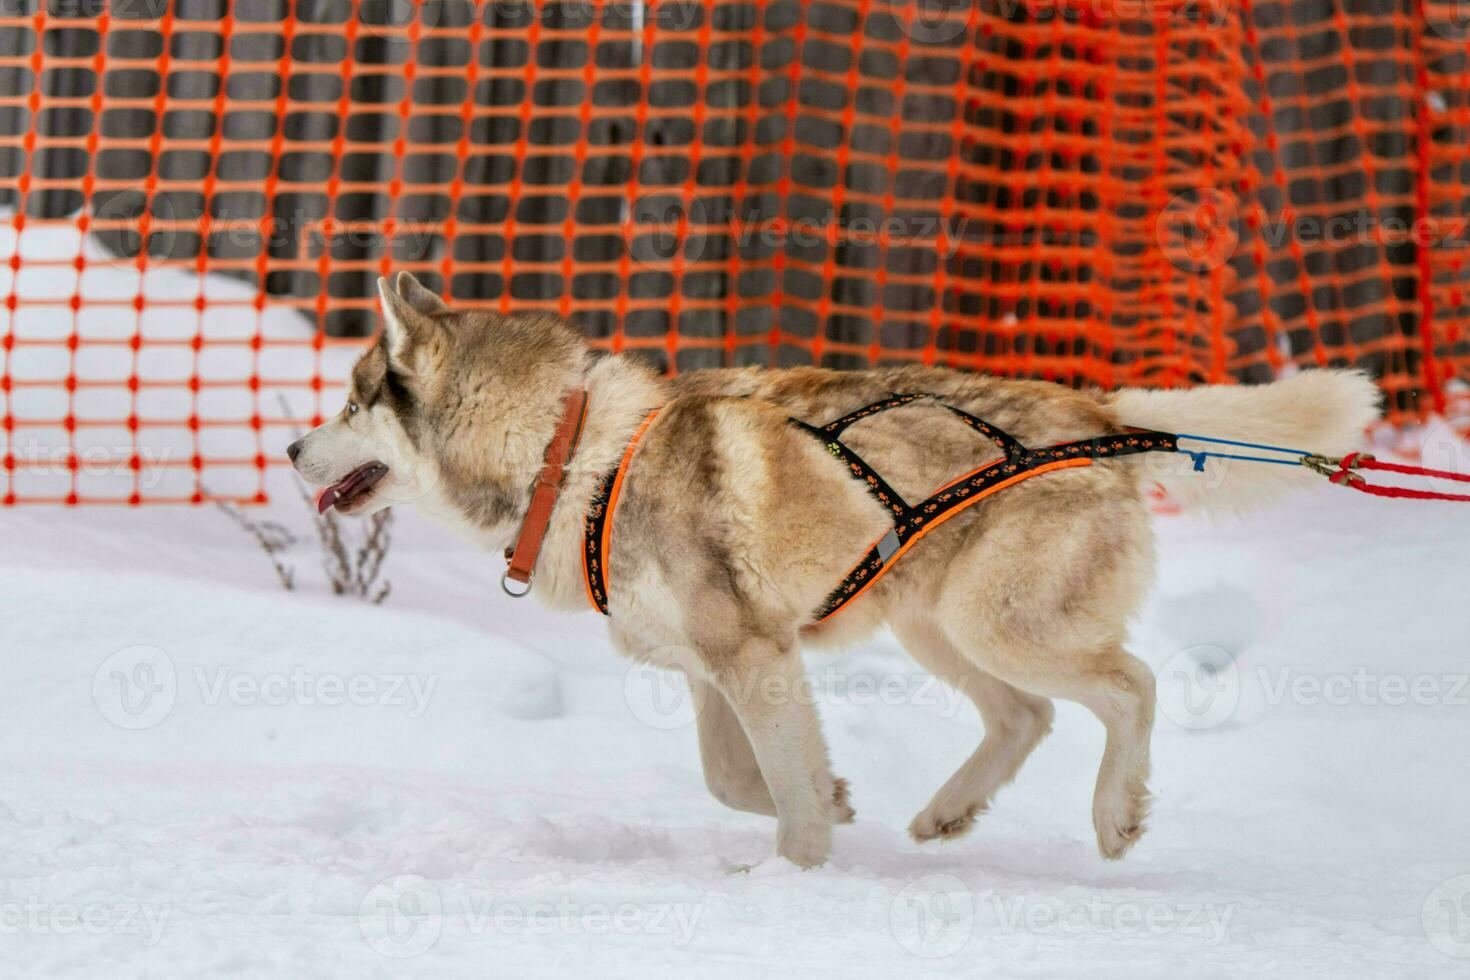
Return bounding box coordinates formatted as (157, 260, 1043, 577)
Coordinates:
(289, 272, 1380, 869)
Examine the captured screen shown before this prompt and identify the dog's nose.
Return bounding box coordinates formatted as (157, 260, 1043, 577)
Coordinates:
(286, 439, 303, 463)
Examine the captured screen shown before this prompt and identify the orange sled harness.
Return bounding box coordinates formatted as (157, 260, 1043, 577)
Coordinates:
(581, 393, 1181, 623)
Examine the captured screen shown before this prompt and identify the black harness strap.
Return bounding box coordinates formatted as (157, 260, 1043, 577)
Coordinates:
(941, 403, 1027, 460)
(581, 392, 1180, 623)
(583, 479, 613, 614)
(818, 392, 928, 437)
(791, 420, 912, 517)
(790, 396, 1179, 623)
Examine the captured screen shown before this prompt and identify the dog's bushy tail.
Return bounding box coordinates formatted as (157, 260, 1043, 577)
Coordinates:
(1106, 369, 1382, 514)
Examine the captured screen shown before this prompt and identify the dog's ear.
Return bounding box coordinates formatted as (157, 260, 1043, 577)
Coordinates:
(376, 274, 445, 373)
(394, 270, 449, 317)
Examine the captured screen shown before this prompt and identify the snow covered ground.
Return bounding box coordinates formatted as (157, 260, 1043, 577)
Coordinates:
(4, 230, 1470, 975)
(3, 472, 1470, 977)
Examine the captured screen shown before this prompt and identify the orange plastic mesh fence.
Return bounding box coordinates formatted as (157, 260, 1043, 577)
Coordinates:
(1, 0, 1467, 504)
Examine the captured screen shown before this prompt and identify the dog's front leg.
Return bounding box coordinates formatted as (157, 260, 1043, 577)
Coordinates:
(713, 641, 838, 869)
(691, 675, 777, 817)
(693, 674, 857, 826)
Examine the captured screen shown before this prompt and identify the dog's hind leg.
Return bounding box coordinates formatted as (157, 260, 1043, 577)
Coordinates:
(892, 616, 1054, 843)
(1070, 647, 1156, 861)
(945, 637, 1156, 860)
(713, 640, 839, 868)
(929, 485, 1158, 859)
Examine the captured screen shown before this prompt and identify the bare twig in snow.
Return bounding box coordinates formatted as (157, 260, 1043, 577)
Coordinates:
(212, 498, 296, 591)
(292, 477, 394, 602)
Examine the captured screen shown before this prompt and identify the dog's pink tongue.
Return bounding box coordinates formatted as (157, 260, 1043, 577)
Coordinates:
(316, 484, 341, 514)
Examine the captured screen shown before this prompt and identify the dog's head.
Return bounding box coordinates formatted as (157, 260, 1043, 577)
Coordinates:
(289, 272, 588, 541)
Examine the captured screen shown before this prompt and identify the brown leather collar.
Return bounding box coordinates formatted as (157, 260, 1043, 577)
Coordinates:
(502, 387, 588, 596)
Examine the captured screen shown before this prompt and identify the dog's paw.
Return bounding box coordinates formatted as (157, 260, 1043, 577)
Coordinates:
(830, 777, 856, 825)
(1095, 819, 1146, 860)
(908, 803, 981, 844)
(1094, 784, 1152, 860)
(777, 820, 831, 869)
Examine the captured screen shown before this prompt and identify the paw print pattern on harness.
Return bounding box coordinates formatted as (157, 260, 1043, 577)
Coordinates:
(581, 393, 1180, 623)
(787, 394, 1180, 623)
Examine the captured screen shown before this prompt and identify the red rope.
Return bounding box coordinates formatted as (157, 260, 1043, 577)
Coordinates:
(1328, 452, 1470, 502)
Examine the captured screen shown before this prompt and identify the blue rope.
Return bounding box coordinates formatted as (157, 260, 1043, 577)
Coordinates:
(1174, 433, 1309, 473)
(1176, 433, 1311, 455)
